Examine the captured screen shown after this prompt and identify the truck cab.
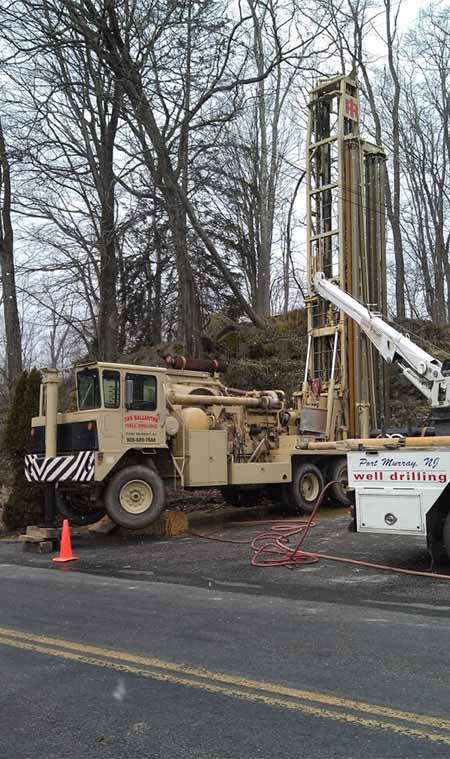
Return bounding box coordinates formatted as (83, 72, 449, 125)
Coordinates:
(29, 363, 168, 468)
(26, 363, 171, 528)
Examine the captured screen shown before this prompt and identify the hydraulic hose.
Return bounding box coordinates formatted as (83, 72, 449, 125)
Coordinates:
(191, 481, 450, 580)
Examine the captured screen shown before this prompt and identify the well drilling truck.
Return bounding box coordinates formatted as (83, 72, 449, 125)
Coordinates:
(25, 72, 450, 560)
(25, 357, 355, 529)
(26, 71, 388, 533)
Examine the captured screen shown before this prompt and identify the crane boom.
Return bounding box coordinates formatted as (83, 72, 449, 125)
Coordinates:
(312, 272, 449, 408)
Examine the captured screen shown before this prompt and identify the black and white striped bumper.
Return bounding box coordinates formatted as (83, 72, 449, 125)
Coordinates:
(25, 451, 95, 483)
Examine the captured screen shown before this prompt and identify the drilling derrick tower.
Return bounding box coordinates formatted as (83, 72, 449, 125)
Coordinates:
(296, 73, 387, 440)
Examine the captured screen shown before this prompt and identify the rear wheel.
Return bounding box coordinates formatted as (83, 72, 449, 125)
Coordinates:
(325, 457, 351, 506)
(282, 462, 324, 515)
(104, 464, 166, 529)
(55, 486, 106, 526)
(442, 512, 450, 561)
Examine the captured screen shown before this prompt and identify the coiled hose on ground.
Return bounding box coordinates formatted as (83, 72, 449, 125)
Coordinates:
(191, 481, 450, 580)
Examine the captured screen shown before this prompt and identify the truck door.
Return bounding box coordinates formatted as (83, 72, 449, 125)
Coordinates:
(102, 369, 122, 445)
(122, 373, 165, 447)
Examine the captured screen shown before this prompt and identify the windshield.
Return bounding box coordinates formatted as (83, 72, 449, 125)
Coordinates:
(77, 369, 101, 410)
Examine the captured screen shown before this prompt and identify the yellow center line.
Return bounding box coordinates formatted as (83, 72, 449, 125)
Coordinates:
(0, 634, 449, 746)
(0, 626, 448, 746)
(0, 625, 446, 731)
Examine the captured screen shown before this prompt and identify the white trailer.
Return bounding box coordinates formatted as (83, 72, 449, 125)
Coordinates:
(313, 272, 450, 563)
(347, 446, 450, 561)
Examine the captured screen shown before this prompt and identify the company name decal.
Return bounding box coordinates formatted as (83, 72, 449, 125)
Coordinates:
(124, 413, 160, 444)
(352, 454, 447, 484)
(353, 471, 447, 483)
(124, 413, 159, 431)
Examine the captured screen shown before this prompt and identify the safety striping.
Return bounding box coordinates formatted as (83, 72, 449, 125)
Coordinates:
(0, 628, 450, 743)
(24, 451, 95, 482)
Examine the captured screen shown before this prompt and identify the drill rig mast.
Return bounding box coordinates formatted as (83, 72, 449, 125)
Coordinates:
(297, 74, 387, 441)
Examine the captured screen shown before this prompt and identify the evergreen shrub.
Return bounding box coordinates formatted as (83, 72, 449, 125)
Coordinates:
(2, 369, 44, 530)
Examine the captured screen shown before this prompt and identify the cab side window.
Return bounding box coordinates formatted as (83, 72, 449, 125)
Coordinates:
(103, 370, 120, 408)
(125, 374, 157, 411)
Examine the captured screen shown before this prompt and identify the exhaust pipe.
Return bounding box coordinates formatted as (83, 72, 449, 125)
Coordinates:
(43, 369, 60, 458)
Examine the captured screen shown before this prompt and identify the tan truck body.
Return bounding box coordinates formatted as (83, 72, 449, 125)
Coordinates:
(25, 361, 349, 527)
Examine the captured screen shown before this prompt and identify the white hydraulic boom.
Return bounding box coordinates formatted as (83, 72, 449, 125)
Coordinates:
(313, 272, 450, 409)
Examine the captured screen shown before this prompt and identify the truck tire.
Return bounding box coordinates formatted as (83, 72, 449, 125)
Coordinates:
(104, 464, 166, 529)
(442, 512, 450, 562)
(325, 457, 351, 506)
(282, 461, 324, 515)
(55, 486, 106, 526)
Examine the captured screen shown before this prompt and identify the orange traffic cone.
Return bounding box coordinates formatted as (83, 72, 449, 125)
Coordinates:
(53, 519, 79, 563)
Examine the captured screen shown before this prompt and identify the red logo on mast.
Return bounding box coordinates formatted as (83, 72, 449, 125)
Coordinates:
(345, 98, 358, 120)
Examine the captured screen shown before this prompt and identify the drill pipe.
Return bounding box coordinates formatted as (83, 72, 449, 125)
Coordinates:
(165, 356, 227, 373)
(168, 392, 281, 410)
(295, 435, 450, 451)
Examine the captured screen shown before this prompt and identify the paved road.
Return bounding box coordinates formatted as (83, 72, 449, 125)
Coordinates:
(2, 519, 450, 757)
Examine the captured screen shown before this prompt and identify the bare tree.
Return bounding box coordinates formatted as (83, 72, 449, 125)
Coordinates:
(0, 117, 22, 385)
(398, 5, 450, 323)
(329, 0, 407, 318)
(1, 0, 315, 338)
(14, 46, 122, 360)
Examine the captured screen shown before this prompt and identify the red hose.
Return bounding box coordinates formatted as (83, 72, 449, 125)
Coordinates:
(191, 481, 450, 580)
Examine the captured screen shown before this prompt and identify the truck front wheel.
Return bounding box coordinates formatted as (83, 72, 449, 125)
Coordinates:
(104, 464, 166, 529)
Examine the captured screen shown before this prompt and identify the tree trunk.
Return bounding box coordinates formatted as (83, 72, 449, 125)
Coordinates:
(152, 251, 162, 346)
(0, 118, 22, 385)
(152, 200, 163, 346)
(167, 194, 202, 355)
(174, 1, 203, 356)
(97, 85, 120, 361)
(252, 3, 272, 317)
(384, 0, 405, 318)
(97, 196, 118, 361)
(351, 1, 406, 319)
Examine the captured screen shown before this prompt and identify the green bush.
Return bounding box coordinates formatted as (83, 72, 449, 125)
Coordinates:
(2, 369, 44, 530)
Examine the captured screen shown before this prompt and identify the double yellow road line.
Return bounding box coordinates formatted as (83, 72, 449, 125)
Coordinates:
(0, 625, 448, 746)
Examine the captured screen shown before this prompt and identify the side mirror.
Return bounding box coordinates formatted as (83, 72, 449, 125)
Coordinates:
(125, 379, 134, 408)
